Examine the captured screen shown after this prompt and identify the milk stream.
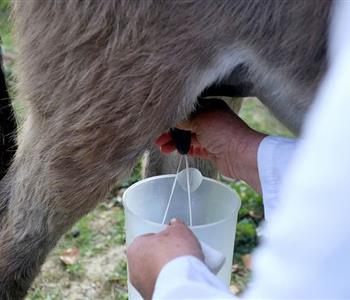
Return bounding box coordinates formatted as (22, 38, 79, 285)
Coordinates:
(161, 155, 193, 226)
(185, 155, 193, 226)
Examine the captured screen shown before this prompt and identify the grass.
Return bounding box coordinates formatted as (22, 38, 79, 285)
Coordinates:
(0, 0, 12, 50)
(26, 204, 128, 300)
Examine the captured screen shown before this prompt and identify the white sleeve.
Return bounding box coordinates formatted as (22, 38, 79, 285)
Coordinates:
(245, 2, 350, 298)
(257, 136, 296, 220)
(153, 2, 350, 299)
(153, 256, 236, 300)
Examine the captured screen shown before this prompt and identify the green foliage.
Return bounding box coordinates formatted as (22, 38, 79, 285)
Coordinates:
(26, 288, 61, 300)
(0, 0, 10, 10)
(230, 265, 251, 295)
(107, 260, 128, 300)
(239, 98, 294, 137)
(61, 215, 94, 256)
(0, 0, 13, 50)
(119, 160, 143, 188)
(59, 204, 126, 260)
(114, 209, 126, 245)
(235, 219, 258, 255)
(109, 260, 128, 288)
(224, 180, 263, 290)
(65, 262, 84, 279)
(219, 179, 263, 256)
(231, 181, 264, 222)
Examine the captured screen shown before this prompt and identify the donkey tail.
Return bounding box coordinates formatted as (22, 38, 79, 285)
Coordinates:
(0, 47, 17, 180)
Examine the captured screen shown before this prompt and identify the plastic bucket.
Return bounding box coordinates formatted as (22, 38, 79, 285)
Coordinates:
(123, 174, 241, 299)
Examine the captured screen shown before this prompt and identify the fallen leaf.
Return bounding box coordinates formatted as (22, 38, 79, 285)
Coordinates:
(117, 188, 126, 198)
(230, 284, 240, 294)
(59, 247, 80, 265)
(241, 254, 252, 270)
(248, 210, 263, 219)
(232, 264, 240, 273)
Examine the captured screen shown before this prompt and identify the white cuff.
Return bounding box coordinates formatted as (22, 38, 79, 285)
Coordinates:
(257, 136, 296, 220)
(153, 256, 234, 299)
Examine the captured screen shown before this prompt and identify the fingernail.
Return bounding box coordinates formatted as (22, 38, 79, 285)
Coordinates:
(169, 218, 177, 225)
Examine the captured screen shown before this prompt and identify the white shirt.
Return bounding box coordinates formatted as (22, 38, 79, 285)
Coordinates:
(152, 1, 350, 299)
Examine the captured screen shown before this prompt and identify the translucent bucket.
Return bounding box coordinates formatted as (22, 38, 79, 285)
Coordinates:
(123, 174, 241, 299)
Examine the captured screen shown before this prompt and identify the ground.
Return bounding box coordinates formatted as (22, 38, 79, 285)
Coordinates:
(1, 2, 293, 299)
(26, 203, 129, 300)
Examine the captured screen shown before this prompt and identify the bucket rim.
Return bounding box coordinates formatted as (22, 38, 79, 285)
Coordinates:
(122, 174, 241, 229)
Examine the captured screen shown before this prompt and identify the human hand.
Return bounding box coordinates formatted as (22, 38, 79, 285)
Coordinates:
(155, 100, 266, 193)
(127, 219, 204, 300)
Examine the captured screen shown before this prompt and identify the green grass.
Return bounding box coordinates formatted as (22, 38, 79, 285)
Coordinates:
(27, 288, 61, 300)
(239, 98, 294, 137)
(0, 0, 13, 50)
(106, 261, 129, 300)
(26, 204, 128, 299)
(58, 204, 126, 257)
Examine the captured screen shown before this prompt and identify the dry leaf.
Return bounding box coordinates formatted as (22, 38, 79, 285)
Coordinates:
(230, 284, 240, 294)
(232, 264, 240, 273)
(241, 254, 252, 270)
(59, 247, 80, 265)
(249, 210, 263, 219)
(117, 188, 126, 198)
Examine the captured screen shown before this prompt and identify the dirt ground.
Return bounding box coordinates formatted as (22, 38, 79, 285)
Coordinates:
(27, 202, 129, 300)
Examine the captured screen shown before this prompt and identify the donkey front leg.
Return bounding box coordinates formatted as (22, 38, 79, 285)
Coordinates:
(0, 101, 179, 299)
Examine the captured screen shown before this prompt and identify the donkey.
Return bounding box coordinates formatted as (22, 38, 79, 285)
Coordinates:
(0, 0, 331, 299)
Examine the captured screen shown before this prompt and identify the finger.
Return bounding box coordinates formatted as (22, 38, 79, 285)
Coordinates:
(191, 134, 201, 147)
(155, 132, 172, 146)
(193, 146, 202, 157)
(188, 145, 194, 156)
(188, 145, 204, 157)
(167, 219, 194, 236)
(169, 218, 185, 226)
(190, 146, 210, 159)
(201, 148, 209, 158)
(160, 140, 176, 153)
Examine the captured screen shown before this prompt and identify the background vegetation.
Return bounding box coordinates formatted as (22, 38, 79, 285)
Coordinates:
(0, 2, 292, 299)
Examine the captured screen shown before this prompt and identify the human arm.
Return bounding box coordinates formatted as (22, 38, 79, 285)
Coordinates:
(128, 3, 350, 298)
(156, 100, 297, 219)
(126, 219, 205, 300)
(127, 219, 235, 300)
(155, 100, 266, 194)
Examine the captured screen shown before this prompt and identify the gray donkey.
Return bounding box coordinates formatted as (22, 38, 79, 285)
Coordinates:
(0, 0, 331, 299)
